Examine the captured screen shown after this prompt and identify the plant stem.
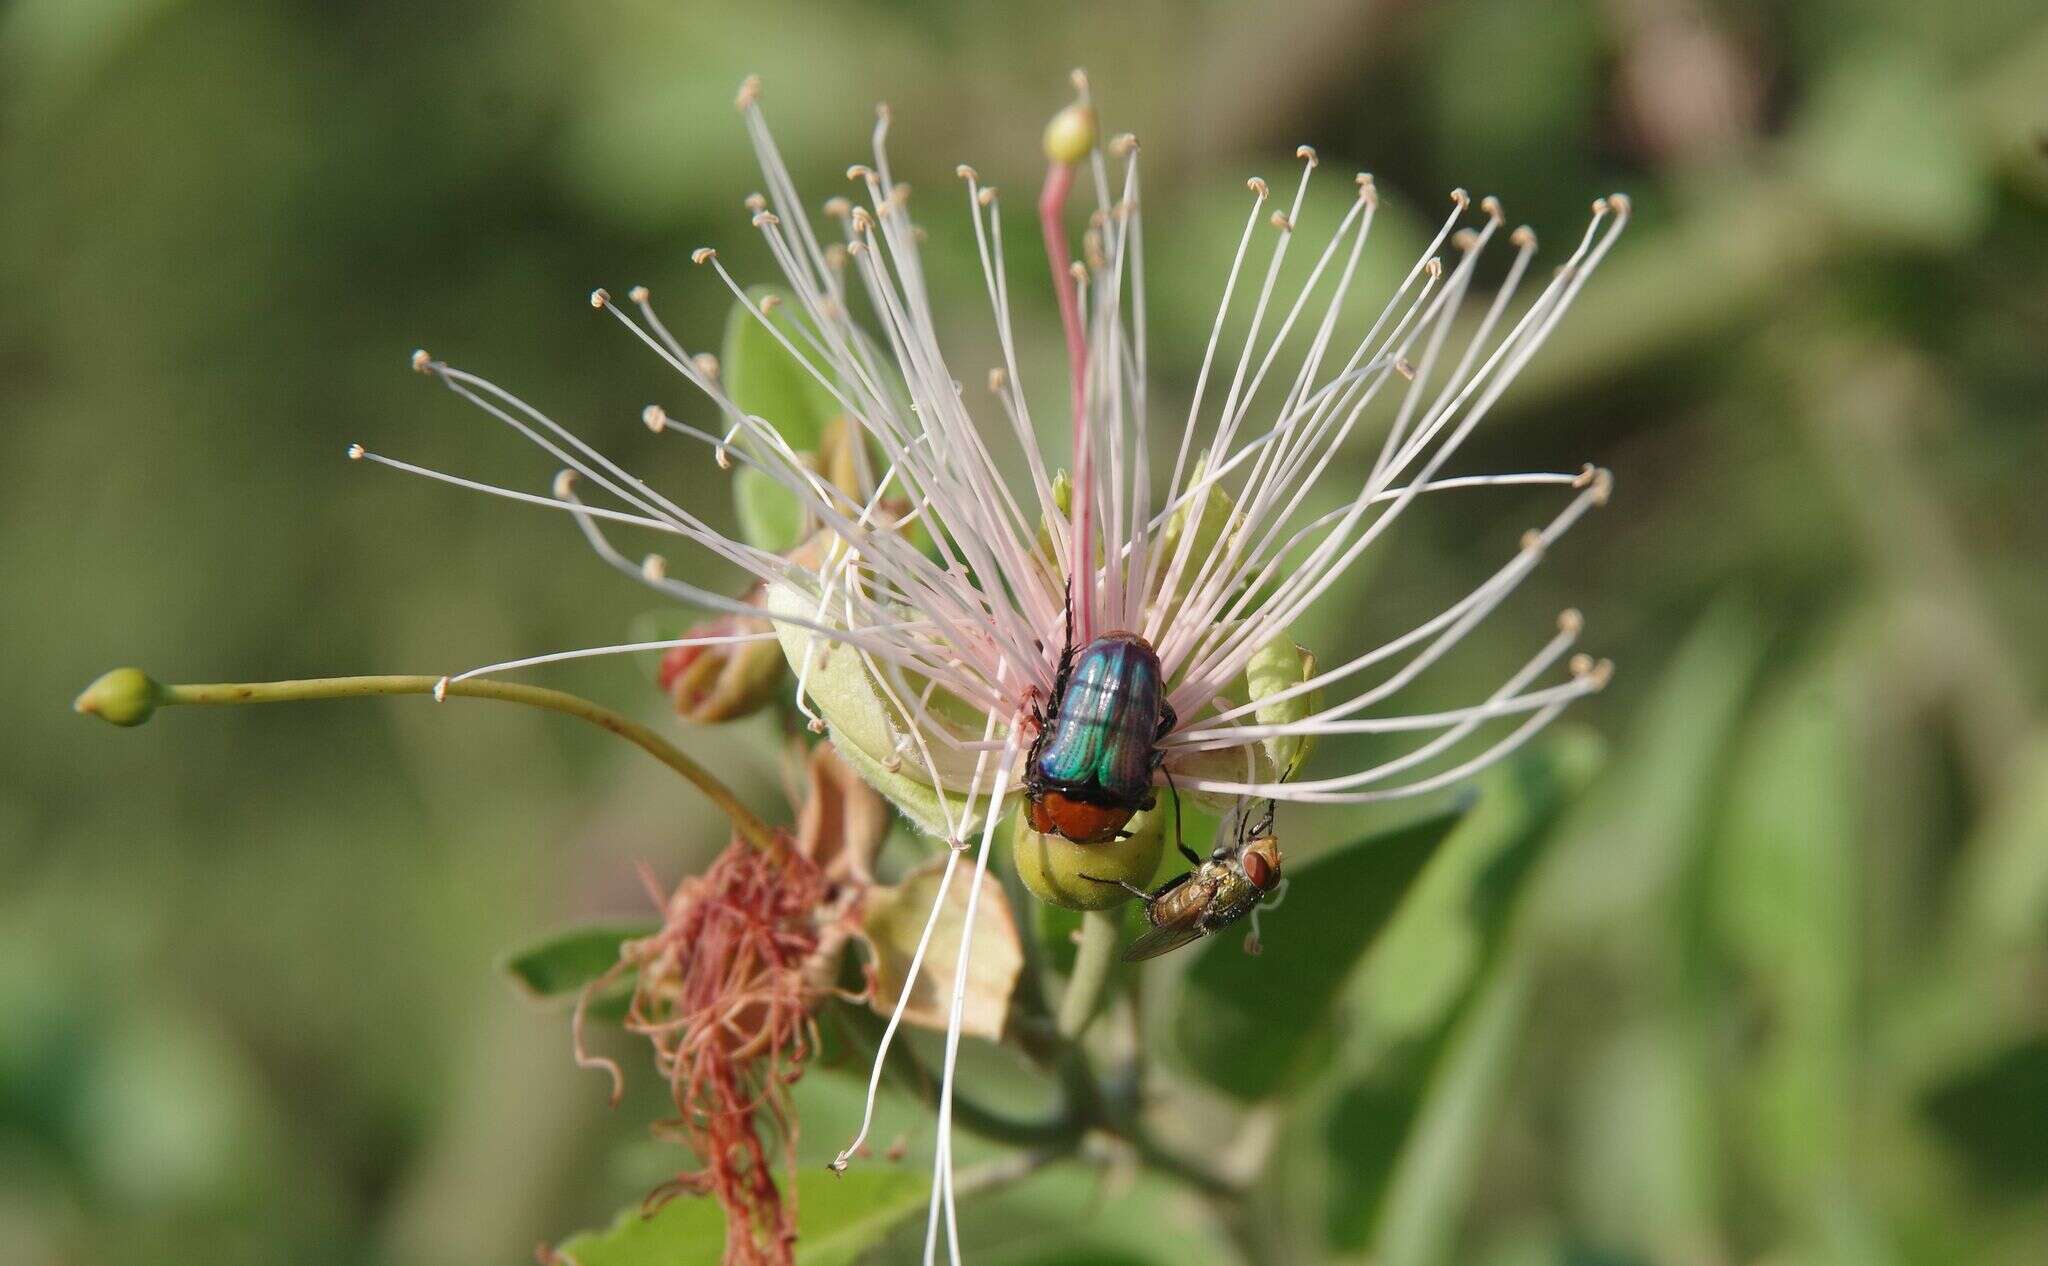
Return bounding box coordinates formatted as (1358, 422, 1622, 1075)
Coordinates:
(157, 675, 778, 851)
(1056, 910, 1120, 1040)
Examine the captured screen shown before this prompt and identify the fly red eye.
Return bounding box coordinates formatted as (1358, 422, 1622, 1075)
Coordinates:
(1243, 849, 1274, 890)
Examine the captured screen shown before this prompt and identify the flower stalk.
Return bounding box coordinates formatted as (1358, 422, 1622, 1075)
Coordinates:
(75, 669, 778, 851)
(1056, 909, 1121, 1040)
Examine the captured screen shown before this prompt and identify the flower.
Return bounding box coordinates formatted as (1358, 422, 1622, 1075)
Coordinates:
(352, 69, 1623, 1264)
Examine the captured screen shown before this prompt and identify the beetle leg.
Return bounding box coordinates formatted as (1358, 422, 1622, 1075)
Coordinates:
(1161, 765, 1197, 867)
(1080, 874, 1154, 902)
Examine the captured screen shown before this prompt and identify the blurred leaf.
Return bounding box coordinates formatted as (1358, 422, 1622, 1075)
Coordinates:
(1947, 733, 2048, 951)
(502, 923, 651, 999)
(1566, 1020, 1720, 1260)
(723, 287, 843, 553)
(1373, 952, 1536, 1266)
(1712, 639, 1895, 1263)
(1531, 597, 1769, 935)
(1355, 731, 1606, 1042)
(1795, 47, 1990, 250)
(1324, 1039, 1446, 1250)
(1921, 1037, 2048, 1192)
(1174, 805, 1463, 1101)
(553, 1168, 929, 1266)
(1323, 738, 1603, 1254)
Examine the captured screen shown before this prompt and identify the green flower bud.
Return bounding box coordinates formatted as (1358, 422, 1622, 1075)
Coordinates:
(74, 667, 162, 727)
(1012, 805, 1164, 911)
(1247, 633, 1321, 779)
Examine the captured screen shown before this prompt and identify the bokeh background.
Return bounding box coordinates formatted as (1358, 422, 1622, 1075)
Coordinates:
(7, 1, 2048, 1263)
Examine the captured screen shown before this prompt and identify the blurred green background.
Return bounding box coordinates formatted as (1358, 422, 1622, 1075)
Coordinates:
(7, 1, 2048, 1263)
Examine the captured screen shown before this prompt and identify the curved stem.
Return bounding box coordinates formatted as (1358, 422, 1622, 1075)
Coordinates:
(1057, 909, 1121, 1039)
(157, 675, 777, 851)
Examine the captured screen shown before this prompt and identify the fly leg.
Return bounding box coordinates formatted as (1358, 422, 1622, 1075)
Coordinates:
(1080, 874, 1153, 902)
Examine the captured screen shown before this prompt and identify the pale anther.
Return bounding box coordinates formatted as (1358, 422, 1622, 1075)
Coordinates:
(691, 247, 716, 265)
(823, 197, 851, 219)
(641, 554, 667, 582)
(628, 285, 650, 304)
(1295, 144, 1317, 165)
(955, 164, 977, 181)
(1247, 176, 1269, 197)
(432, 676, 450, 702)
(1480, 195, 1504, 222)
(347, 443, 365, 460)
(1558, 608, 1584, 634)
(642, 404, 667, 433)
(745, 192, 767, 212)
(589, 288, 609, 309)
(410, 348, 432, 374)
(976, 187, 997, 206)
(551, 470, 577, 499)
(694, 353, 719, 379)
(734, 75, 761, 109)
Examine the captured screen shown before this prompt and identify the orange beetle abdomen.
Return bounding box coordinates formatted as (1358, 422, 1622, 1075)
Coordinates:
(1024, 791, 1133, 844)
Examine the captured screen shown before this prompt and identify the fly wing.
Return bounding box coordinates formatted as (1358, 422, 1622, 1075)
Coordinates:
(1122, 914, 1209, 962)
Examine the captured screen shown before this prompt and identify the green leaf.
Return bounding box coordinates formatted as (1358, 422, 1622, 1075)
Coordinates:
(1374, 952, 1536, 1266)
(502, 923, 652, 999)
(1173, 805, 1463, 1101)
(553, 1168, 930, 1266)
(1710, 637, 1894, 1263)
(1321, 738, 1605, 1253)
(1352, 731, 1605, 1043)
(1920, 1037, 2048, 1192)
(722, 287, 844, 553)
(1528, 597, 1768, 936)
(1795, 47, 1990, 251)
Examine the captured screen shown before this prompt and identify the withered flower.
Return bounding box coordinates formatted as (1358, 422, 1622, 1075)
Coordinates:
(574, 744, 1017, 1266)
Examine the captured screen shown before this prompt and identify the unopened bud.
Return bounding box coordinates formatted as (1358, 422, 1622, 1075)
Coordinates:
(658, 603, 787, 724)
(74, 667, 162, 727)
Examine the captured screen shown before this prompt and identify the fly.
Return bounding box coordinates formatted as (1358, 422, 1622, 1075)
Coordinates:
(1086, 802, 1285, 962)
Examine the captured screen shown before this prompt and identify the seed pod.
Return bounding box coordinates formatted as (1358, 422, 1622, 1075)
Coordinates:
(1012, 804, 1164, 911)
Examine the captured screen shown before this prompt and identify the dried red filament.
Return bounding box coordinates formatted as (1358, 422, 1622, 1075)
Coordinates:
(579, 838, 825, 1266)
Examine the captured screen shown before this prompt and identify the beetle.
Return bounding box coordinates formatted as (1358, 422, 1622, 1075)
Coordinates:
(1084, 802, 1284, 961)
(1021, 609, 1178, 844)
